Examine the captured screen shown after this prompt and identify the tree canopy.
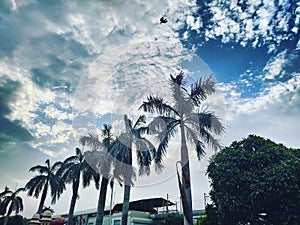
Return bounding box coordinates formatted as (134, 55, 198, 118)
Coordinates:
(206, 135, 300, 225)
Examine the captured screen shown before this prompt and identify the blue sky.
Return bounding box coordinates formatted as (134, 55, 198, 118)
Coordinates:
(0, 0, 299, 218)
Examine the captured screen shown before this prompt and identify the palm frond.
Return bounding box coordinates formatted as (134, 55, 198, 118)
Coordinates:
(109, 135, 132, 165)
(76, 147, 83, 159)
(102, 124, 112, 137)
(135, 137, 156, 176)
(124, 114, 133, 133)
(63, 155, 80, 164)
(185, 112, 225, 135)
(51, 161, 63, 173)
(80, 133, 102, 150)
(139, 95, 179, 117)
(45, 159, 50, 168)
(170, 71, 185, 86)
(14, 196, 24, 213)
(198, 127, 222, 152)
(190, 75, 216, 105)
(153, 117, 179, 165)
(14, 188, 25, 195)
(185, 126, 206, 160)
(133, 115, 146, 129)
(135, 126, 149, 136)
(169, 71, 190, 114)
(49, 174, 65, 204)
(25, 175, 47, 198)
(101, 124, 114, 147)
(81, 161, 100, 189)
(29, 165, 49, 174)
(0, 186, 11, 198)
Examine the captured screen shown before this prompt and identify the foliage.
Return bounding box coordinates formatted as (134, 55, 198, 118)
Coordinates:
(0, 215, 28, 225)
(165, 213, 183, 225)
(25, 159, 65, 215)
(206, 135, 300, 225)
(194, 216, 206, 225)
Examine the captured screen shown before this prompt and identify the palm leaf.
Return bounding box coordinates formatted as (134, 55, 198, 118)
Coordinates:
(80, 133, 102, 150)
(190, 75, 216, 105)
(139, 95, 179, 117)
(133, 115, 146, 129)
(185, 126, 206, 160)
(29, 165, 49, 174)
(151, 117, 179, 167)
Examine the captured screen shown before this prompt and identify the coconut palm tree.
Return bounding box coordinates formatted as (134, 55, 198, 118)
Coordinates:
(79, 124, 117, 225)
(25, 159, 65, 216)
(109, 114, 159, 225)
(139, 71, 224, 225)
(0, 187, 25, 225)
(59, 147, 100, 225)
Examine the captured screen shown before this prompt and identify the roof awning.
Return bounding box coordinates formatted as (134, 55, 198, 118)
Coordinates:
(112, 197, 175, 214)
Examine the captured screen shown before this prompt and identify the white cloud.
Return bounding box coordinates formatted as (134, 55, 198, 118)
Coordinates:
(204, 0, 296, 50)
(221, 73, 300, 147)
(262, 51, 288, 80)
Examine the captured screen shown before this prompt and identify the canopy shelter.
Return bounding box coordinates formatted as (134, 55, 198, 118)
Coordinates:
(112, 197, 175, 214)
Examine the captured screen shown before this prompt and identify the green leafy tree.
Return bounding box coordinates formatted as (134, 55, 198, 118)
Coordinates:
(165, 213, 183, 225)
(109, 115, 159, 225)
(59, 148, 100, 225)
(0, 187, 24, 225)
(140, 71, 224, 225)
(25, 159, 65, 216)
(80, 124, 117, 225)
(206, 135, 300, 225)
(0, 214, 29, 225)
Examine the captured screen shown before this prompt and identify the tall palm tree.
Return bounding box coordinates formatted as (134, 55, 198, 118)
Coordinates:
(139, 71, 224, 225)
(0, 187, 25, 225)
(59, 147, 100, 225)
(25, 159, 65, 216)
(80, 124, 116, 225)
(109, 114, 159, 225)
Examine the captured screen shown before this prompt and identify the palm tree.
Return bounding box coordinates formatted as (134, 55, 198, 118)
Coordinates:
(139, 71, 224, 225)
(109, 114, 159, 225)
(59, 147, 100, 225)
(25, 159, 65, 216)
(0, 187, 25, 225)
(79, 124, 116, 225)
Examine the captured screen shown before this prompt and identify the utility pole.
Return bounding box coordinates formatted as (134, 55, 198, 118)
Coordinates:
(166, 193, 169, 213)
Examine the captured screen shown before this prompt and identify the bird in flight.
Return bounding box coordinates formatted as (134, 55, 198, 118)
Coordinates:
(160, 17, 168, 24)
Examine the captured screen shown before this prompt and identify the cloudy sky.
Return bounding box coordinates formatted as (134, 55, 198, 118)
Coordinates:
(0, 0, 299, 218)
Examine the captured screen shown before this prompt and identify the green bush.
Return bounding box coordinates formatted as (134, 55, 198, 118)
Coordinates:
(0, 215, 29, 225)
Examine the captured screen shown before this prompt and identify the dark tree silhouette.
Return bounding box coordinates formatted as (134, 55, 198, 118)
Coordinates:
(25, 159, 65, 216)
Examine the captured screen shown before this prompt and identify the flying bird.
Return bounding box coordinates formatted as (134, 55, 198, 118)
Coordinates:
(160, 17, 168, 24)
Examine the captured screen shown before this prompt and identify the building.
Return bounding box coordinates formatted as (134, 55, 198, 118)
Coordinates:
(53, 197, 205, 225)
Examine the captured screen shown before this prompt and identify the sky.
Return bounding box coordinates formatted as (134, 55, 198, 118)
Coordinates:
(0, 0, 299, 218)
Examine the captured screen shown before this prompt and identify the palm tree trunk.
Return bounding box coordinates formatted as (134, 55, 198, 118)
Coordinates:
(37, 182, 49, 216)
(109, 179, 114, 225)
(121, 184, 131, 225)
(67, 175, 80, 225)
(96, 177, 109, 225)
(3, 203, 13, 225)
(180, 123, 193, 225)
